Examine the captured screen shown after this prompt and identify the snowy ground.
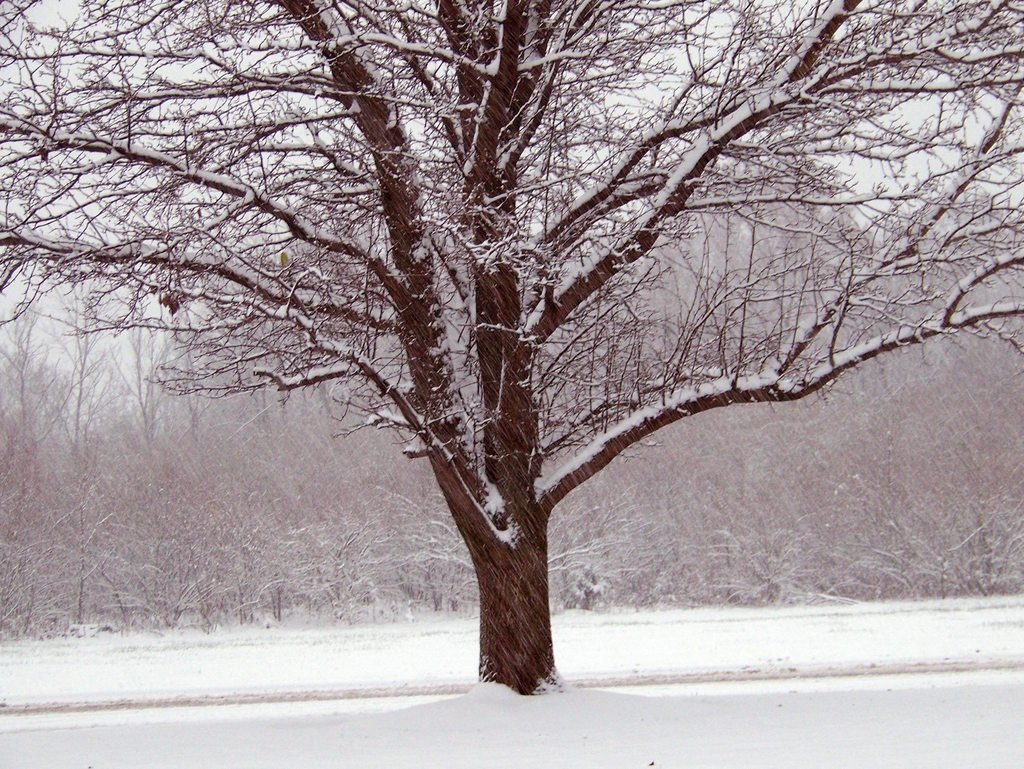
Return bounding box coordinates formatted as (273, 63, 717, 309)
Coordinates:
(3, 596, 1024, 768)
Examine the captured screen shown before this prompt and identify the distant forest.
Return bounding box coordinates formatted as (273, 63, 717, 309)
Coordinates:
(2, 307, 1022, 637)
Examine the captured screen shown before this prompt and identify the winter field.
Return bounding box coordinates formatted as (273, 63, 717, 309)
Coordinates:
(3, 596, 1024, 768)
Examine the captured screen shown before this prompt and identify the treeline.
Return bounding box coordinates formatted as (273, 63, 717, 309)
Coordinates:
(2, 310, 1023, 637)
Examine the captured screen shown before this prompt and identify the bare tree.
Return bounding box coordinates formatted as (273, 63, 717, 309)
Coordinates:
(53, 292, 114, 465)
(0, 313, 70, 633)
(116, 327, 172, 447)
(2, 0, 1024, 692)
(0, 312, 69, 495)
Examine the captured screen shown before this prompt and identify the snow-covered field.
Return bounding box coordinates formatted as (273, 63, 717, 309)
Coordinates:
(3, 596, 1024, 768)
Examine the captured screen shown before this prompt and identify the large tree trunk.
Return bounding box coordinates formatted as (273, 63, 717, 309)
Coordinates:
(472, 523, 559, 694)
(430, 457, 559, 694)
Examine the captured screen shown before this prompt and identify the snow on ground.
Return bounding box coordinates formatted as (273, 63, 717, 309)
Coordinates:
(4, 678, 1024, 768)
(3, 596, 1024, 768)
(3, 595, 1024, 708)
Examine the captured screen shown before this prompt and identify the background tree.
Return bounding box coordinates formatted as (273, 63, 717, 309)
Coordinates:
(0, 313, 68, 634)
(2, 0, 1024, 692)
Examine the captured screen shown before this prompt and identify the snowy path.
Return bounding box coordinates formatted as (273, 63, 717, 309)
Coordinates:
(5, 655, 1024, 718)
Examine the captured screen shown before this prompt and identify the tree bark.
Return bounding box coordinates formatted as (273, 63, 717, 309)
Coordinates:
(472, 523, 559, 694)
(430, 454, 558, 695)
